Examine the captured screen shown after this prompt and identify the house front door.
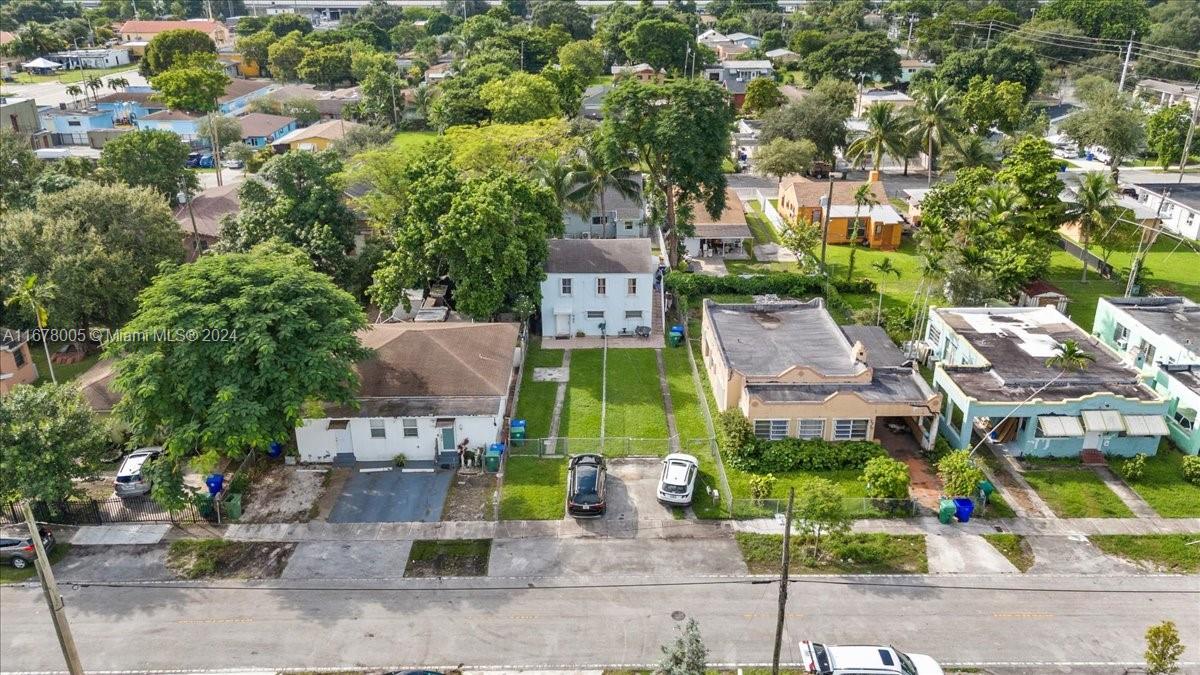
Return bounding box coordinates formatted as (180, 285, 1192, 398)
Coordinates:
(440, 426, 455, 453)
(333, 427, 353, 459)
(1082, 431, 1102, 451)
(555, 312, 570, 337)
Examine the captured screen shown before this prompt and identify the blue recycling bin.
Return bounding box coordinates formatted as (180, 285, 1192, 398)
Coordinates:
(268, 441, 283, 458)
(205, 473, 225, 496)
(670, 324, 684, 335)
(489, 442, 505, 455)
(510, 419, 526, 446)
(953, 497, 974, 523)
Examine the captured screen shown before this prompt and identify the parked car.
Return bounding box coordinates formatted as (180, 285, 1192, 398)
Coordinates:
(114, 447, 163, 498)
(566, 454, 606, 518)
(0, 527, 56, 569)
(221, 158, 244, 169)
(657, 453, 699, 506)
(798, 641, 944, 675)
(185, 152, 203, 168)
(197, 154, 215, 169)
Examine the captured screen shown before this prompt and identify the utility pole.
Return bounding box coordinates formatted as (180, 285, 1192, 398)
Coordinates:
(984, 20, 993, 48)
(1126, 193, 1169, 297)
(771, 488, 796, 675)
(819, 173, 833, 274)
(1177, 86, 1199, 184)
(905, 14, 917, 57)
(21, 502, 84, 675)
(1118, 31, 1135, 92)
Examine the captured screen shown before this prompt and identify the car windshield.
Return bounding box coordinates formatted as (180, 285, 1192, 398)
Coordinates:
(896, 651, 917, 675)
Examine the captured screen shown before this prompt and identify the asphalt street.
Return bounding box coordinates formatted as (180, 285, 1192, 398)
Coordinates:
(1, 574, 1197, 673)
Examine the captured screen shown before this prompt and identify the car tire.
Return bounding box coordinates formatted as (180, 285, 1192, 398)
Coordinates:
(11, 557, 29, 569)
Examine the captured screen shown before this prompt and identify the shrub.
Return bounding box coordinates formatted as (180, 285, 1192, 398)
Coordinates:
(748, 473, 776, 502)
(1122, 453, 1147, 481)
(756, 438, 886, 472)
(861, 456, 910, 499)
(717, 409, 759, 465)
(664, 270, 875, 299)
(1182, 455, 1200, 485)
(393, 453, 407, 468)
(937, 450, 986, 497)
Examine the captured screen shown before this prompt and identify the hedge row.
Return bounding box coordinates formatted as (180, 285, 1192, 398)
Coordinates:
(665, 271, 876, 298)
(718, 409, 886, 473)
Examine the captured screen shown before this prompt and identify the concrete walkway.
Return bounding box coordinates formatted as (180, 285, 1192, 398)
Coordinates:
(545, 349, 571, 441)
(984, 444, 1056, 519)
(925, 533, 1018, 574)
(737, 516, 1200, 536)
(1092, 466, 1159, 518)
(655, 349, 681, 453)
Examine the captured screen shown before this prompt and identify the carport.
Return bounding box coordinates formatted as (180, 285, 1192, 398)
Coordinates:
(327, 462, 454, 523)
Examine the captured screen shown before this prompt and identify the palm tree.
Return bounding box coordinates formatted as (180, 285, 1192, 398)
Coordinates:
(83, 74, 103, 105)
(1045, 339, 1096, 372)
(533, 155, 575, 214)
(1066, 172, 1117, 282)
(65, 84, 83, 107)
(107, 76, 129, 92)
(907, 80, 963, 187)
(871, 258, 902, 280)
(9, 22, 66, 59)
(943, 135, 999, 171)
(846, 101, 909, 173)
(4, 274, 58, 385)
(566, 143, 641, 237)
(846, 183, 879, 282)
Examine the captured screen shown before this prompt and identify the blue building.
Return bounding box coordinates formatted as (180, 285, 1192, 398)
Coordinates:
(236, 112, 297, 147)
(94, 90, 165, 123)
(38, 106, 114, 145)
(135, 109, 202, 142)
(923, 306, 1170, 458)
(216, 79, 275, 115)
(1093, 296, 1200, 455)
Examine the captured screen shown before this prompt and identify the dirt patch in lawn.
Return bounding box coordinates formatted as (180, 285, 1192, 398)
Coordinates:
(166, 540, 294, 579)
(404, 539, 491, 577)
(441, 470, 497, 521)
(239, 464, 330, 523)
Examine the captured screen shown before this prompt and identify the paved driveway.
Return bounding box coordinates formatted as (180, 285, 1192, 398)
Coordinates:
(605, 458, 678, 522)
(281, 541, 413, 579)
(488, 536, 747, 577)
(327, 466, 453, 523)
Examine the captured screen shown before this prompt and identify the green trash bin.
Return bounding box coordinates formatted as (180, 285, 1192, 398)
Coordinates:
(484, 448, 502, 472)
(223, 493, 243, 520)
(977, 479, 995, 502)
(938, 498, 956, 524)
(668, 332, 683, 347)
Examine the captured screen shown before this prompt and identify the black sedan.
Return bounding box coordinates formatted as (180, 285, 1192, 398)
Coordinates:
(567, 454, 607, 518)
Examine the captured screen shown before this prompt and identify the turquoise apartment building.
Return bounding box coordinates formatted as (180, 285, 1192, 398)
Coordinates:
(1093, 296, 1200, 455)
(923, 306, 1170, 457)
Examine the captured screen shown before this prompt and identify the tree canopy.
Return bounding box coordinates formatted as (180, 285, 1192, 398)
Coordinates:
(98, 128, 192, 203)
(108, 243, 369, 504)
(140, 28, 216, 76)
(480, 71, 562, 123)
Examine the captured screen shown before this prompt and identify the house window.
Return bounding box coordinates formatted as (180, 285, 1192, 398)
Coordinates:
(586, 310, 605, 319)
(596, 277, 606, 295)
(1141, 341, 1156, 365)
(560, 278, 572, 296)
(624, 222, 634, 230)
(874, 223, 883, 235)
(1113, 323, 1130, 347)
(12, 348, 26, 368)
(67, 120, 81, 126)
(927, 323, 942, 348)
(369, 418, 386, 439)
(833, 419, 870, 441)
(1174, 408, 1195, 430)
(810, 208, 821, 222)
(592, 215, 605, 225)
(754, 419, 788, 440)
(625, 310, 643, 319)
(796, 419, 824, 439)
(627, 278, 638, 295)
(402, 418, 418, 437)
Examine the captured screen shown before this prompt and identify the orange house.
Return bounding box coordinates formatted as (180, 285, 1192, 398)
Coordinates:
(777, 173, 902, 251)
(1, 329, 39, 394)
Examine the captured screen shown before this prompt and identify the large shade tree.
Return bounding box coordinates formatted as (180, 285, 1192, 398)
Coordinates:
(108, 243, 370, 505)
(140, 28, 217, 76)
(97, 128, 192, 204)
(602, 78, 734, 264)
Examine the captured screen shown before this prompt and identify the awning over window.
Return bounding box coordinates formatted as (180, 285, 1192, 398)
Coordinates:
(1038, 415, 1084, 437)
(1081, 410, 1125, 433)
(554, 306, 572, 315)
(1122, 415, 1170, 437)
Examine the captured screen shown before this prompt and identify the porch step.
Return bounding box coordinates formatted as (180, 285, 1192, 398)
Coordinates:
(1080, 449, 1107, 466)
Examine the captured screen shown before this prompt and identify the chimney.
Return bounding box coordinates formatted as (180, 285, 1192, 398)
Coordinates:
(58, 102, 67, 110)
(851, 340, 868, 366)
(868, 169, 881, 182)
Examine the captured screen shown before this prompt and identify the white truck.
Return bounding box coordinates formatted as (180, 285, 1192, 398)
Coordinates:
(798, 641, 944, 675)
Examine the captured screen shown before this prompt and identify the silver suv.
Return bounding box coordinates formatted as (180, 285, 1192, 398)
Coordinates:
(114, 447, 162, 498)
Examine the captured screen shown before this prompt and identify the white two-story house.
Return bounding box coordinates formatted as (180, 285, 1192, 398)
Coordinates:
(1131, 183, 1200, 241)
(540, 238, 656, 338)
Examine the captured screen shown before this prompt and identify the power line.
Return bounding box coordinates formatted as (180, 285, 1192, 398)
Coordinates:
(55, 577, 1200, 595)
(955, 20, 1199, 68)
(970, 18, 1199, 61)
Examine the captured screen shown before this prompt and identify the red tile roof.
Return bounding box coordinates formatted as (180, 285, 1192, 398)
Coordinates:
(119, 20, 225, 35)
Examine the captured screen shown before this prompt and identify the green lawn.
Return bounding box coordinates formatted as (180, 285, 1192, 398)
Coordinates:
(391, 130, 438, 153)
(982, 534, 1034, 572)
(11, 64, 135, 84)
(499, 456, 566, 520)
(735, 532, 928, 574)
(1111, 446, 1200, 517)
(1074, 236, 1200, 303)
(561, 349, 603, 438)
(0, 544, 71, 585)
(514, 339, 564, 440)
(1044, 249, 1128, 330)
(603, 349, 668, 439)
(745, 202, 780, 245)
(1023, 469, 1134, 518)
(662, 345, 710, 442)
(27, 342, 102, 384)
(976, 491, 1017, 519)
(1090, 534, 1200, 573)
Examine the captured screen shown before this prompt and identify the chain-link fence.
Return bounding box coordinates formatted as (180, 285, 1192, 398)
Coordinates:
(507, 437, 674, 458)
(729, 497, 918, 520)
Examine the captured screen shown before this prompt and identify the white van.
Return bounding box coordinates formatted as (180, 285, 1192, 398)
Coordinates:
(798, 641, 944, 675)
